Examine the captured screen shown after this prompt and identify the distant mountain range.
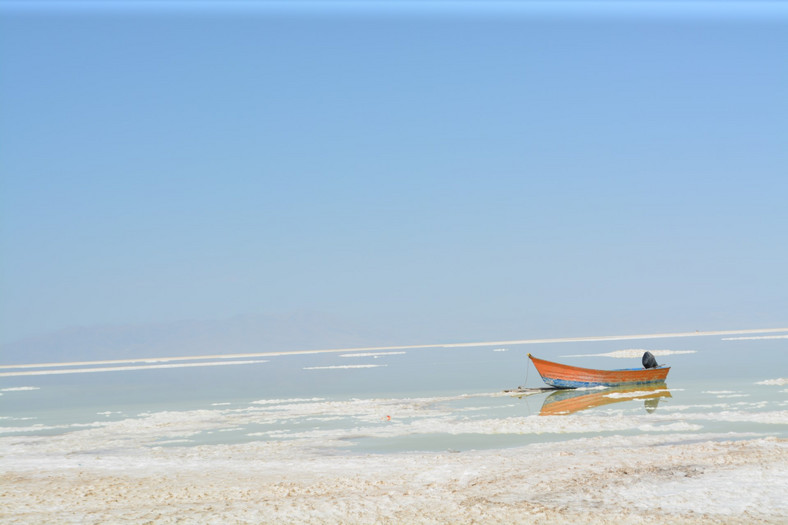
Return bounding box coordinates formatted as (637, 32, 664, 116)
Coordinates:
(0, 312, 407, 365)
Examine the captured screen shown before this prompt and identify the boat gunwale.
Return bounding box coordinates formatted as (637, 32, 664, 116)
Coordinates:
(528, 355, 670, 374)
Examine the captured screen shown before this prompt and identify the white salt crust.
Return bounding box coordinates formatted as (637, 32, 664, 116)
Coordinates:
(1, 434, 786, 524)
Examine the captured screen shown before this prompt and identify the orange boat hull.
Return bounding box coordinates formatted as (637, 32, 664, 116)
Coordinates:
(528, 354, 670, 389)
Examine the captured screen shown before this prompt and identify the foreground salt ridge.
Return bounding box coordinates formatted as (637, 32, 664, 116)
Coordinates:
(2, 434, 786, 524)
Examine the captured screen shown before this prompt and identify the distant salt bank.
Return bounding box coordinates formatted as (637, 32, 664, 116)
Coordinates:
(5, 327, 786, 374)
(561, 349, 696, 359)
(2, 435, 786, 524)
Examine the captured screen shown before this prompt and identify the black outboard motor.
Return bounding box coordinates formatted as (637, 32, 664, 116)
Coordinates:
(642, 351, 658, 369)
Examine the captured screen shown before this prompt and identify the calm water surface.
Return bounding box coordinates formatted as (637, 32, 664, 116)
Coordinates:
(2, 334, 786, 454)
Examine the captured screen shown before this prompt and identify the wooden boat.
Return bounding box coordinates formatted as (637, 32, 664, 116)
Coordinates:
(528, 353, 670, 389)
(539, 384, 672, 415)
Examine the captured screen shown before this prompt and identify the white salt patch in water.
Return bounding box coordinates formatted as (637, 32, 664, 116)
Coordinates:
(703, 390, 750, 398)
(1, 386, 40, 392)
(493, 348, 509, 352)
(0, 359, 270, 377)
(637, 422, 703, 432)
(757, 378, 788, 386)
(0, 421, 107, 434)
(691, 410, 788, 424)
(662, 402, 769, 412)
(250, 397, 325, 405)
(303, 364, 387, 370)
(458, 404, 515, 412)
(3, 392, 785, 451)
(723, 334, 788, 340)
(339, 352, 406, 358)
(131, 404, 749, 445)
(562, 349, 696, 359)
(605, 388, 671, 399)
(152, 439, 194, 445)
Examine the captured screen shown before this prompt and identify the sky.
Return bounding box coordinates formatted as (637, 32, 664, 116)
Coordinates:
(1, 1, 787, 345)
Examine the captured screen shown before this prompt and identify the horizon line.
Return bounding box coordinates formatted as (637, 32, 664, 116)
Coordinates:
(1, 326, 786, 371)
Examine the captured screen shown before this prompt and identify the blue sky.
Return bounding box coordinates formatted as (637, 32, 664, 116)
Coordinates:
(1, 1, 786, 344)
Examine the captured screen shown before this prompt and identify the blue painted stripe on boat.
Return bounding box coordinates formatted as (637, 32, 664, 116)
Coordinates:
(543, 377, 668, 389)
(610, 366, 670, 372)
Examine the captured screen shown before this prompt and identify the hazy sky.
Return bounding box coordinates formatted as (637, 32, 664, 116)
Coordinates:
(1, 1, 786, 344)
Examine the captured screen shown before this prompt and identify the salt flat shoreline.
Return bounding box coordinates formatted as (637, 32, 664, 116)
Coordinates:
(2, 435, 786, 524)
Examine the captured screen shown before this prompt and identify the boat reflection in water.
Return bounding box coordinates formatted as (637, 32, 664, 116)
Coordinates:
(539, 383, 672, 416)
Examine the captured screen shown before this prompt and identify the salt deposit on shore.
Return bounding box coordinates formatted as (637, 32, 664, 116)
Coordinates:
(2, 435, 786, 524)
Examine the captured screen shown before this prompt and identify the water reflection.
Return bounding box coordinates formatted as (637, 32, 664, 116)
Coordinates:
(538, 384, 672, 415)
